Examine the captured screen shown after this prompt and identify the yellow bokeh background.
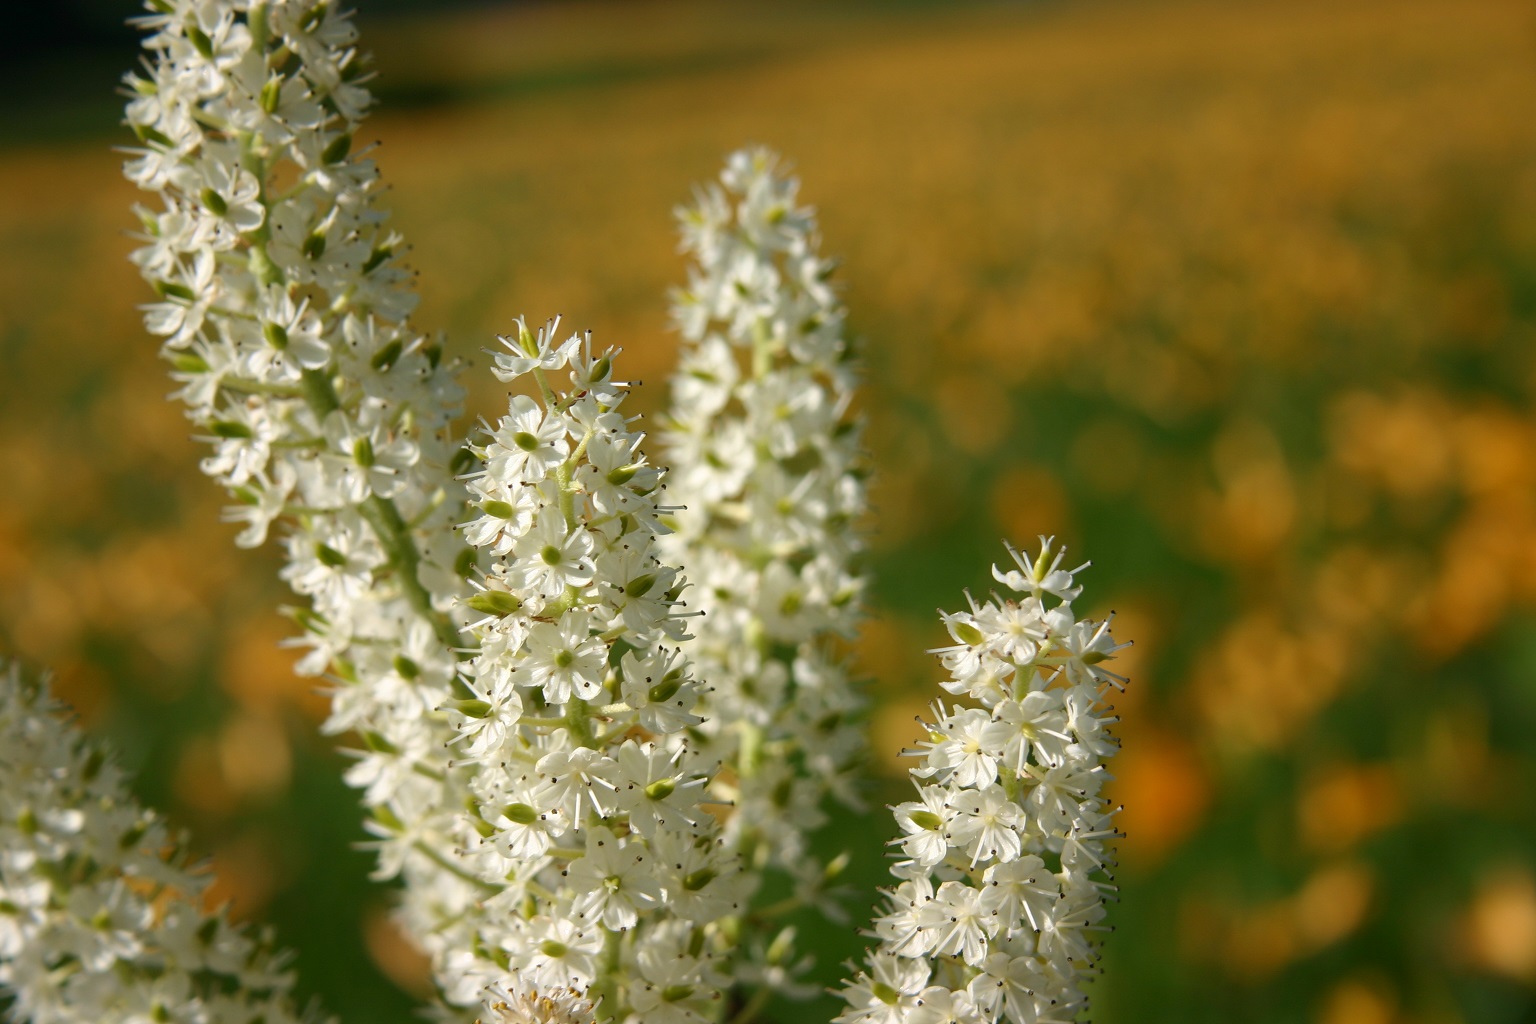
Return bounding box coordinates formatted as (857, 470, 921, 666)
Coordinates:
(3, 0, 1535, 1020)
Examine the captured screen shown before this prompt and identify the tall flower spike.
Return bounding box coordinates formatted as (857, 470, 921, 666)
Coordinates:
(835, 538, 1126, 1024)
(443, 319, 744, 1023)
(121, 0, 483, 1000)
(0, 661, 326, 1024)
(660, 147, 869, 960)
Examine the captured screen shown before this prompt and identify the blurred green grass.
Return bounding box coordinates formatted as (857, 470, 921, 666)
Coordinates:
(3, 0, 1536, 1021)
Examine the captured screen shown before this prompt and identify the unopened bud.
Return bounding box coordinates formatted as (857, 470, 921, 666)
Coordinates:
(443, 699, 492, 719)
(321, 132, 352, 165)
(370, 338, 403, 371)
(467, 591, 523, 616)
(502, 803, 537, 825)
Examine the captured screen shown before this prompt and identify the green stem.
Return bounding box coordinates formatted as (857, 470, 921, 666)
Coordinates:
(298, 368, 462, 652)
(219, 376, 304, 398)
(412, 840, 500, 894)
(747, 895, 804, 922)
(591, 928, 626, 1022)
(565, 697, 598, 747)
(728, 984, 773, 1024)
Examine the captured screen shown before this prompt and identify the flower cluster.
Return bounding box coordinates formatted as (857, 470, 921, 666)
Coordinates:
(440, 319, 744, 1021)
(111, 3, 1129, 1021)
(0, 662, 323, 1024)
(661, 148, 868, 911)
(836, 540, 1125, 1024)
(120, 0, 482, 1003)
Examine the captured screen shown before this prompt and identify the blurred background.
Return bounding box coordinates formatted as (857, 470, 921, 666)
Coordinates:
(3, 0, 1536, 1021)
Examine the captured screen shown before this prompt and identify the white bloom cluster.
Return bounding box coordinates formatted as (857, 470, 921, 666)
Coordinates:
(120, 0, 481, 1000)
(661, 148, 868, 902)
(114, 2, 1132, 1018)
(836, 540, 1125, 1024)
(0, 662, 323, 1024)
(441, 320, 744, 1022)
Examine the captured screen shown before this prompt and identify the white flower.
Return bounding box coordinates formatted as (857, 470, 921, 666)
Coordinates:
(448, 331, 735, 1018)
(892, 786, 956, 869)
(567, 827, 662, 931)
(481, 985, 595, 1024)
(517, 916, 603, 992)
(914, 705, 1012, 789)
(492, 316, 581, 380)
(842, 539, 1124, 1024)
(660, 152, 870, 998)
(949, 785, 1024, 867)
(123, 2, 476, 1011)
(486, 394, 570, 481)
(525, 614, 606, 704)
(513, 509, 596, 598)
(834, 952, 929, 1024)
(0, 662, 324, 1024)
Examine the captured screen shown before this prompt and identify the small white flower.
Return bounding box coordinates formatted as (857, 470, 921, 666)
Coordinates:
(0, 663, 321, 1024)
(492, 316, 581, 380)
(567, 827, 661, 931)
(513, 510, 596, 598)
(524, 613, 606, 705)
(486, 394, 570, 482)
(892, 787, 955, 869)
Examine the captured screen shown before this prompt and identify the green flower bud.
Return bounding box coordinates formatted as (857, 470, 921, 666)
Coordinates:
(186, 25, 215, 60)
(361, 730, 399, 755)
(301, 229, 326, 261)
(442, 699, 492, 719)
(647, 669, 684, 705)
(321, 132, 352, 165)
(370, 338, 403, 372)
(467, 591, 523, 616)
(315, 542, 347, 568)
(482, 500, 515, 519)
(908, 810, 944, 831)
(170, 352, 210, 374)
(211, 420, 254, 439)
(952, 621, 985, 646)
(502, 803, 537, 825)
(361, 244, 392, 275)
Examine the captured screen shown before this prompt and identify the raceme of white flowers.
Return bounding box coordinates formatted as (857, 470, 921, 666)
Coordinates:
(119, 0, 492, 1011)
(438, 317, 746, 1021)
(661, 150, 869, 927)
(0, 661, 323, 1024)
(92, 1, 1133, 1022)
(835, 540, 1126, 1024)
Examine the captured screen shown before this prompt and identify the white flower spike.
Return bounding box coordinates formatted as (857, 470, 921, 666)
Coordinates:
(0, 661, 326, 1024)
(446, 319, 744, 1021)
(661, 148, 870, 977)
(837, 538, 1126, 1024)
(121, 0, 493, 1011)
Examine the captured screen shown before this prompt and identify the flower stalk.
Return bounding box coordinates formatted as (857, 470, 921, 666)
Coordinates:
(660, 147, 870, 989)
(0, 661, 327, 1024)
(836, 539, 1126, 1024)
